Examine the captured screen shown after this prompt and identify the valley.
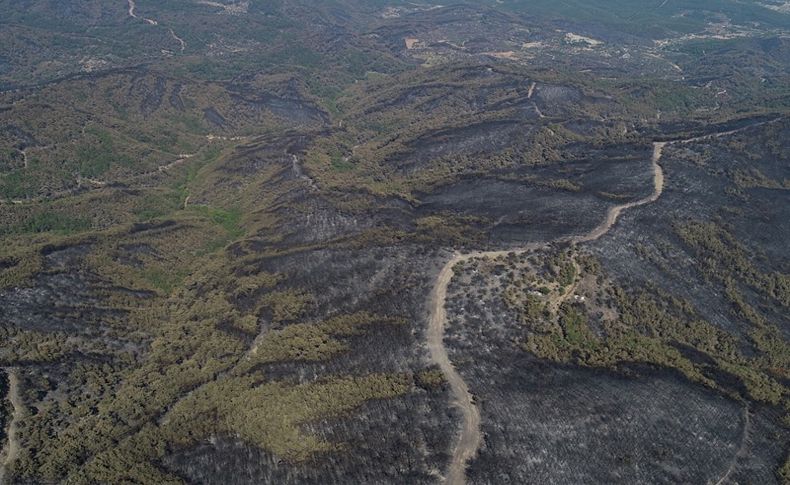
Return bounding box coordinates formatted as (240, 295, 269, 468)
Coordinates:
(0, 1, 788, 484)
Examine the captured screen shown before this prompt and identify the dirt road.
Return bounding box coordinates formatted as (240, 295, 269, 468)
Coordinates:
(0, 152, 196, 206)
(572, 141, 665, 244)
(169, 29, 187, 51)
(0, 369, 23, 484)
(427, 118, 780, 484)
(127, 0, 158, 25)
(128, 0, 188, 51)
(427, 136, 673, 484)
(714, 405, 751, 485)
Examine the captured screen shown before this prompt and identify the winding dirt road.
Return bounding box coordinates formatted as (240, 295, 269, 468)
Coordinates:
(428, 118, 781, 484)
(426, 141, 665, 484)
(127, 0, 187, 51)
(127, 0, 158, 25)
(0, 152, 196, 206)
(714, 405, 751, 485)
(572, 141, 665, 244)
(169, 29, 187, 51)
(0, 369, 23, 484)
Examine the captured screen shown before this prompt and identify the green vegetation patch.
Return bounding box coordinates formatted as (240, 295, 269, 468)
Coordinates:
(2, 210, 91, 236)
(240, 313, 402, 371)
(78, 372, 413, 483)
(415, 368, 446, 391)
(204, 206, 244, 238)
(499, 244, 788, 414)
(76, 128, 134, 178)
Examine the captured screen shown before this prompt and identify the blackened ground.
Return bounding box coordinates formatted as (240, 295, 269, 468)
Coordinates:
(439, 119, 790, 484)
(165, 390, 454, 484)
(416, 144, 654, 246)
(248, 245, 444, 320)
(391, 120, 525, 173)
(589, 120, 790, 339)
(468, 358, 784, 484)
(0, 243, 142, 351)
(162, 244, 456, 484)
(443, 253, 786, 484)
(231, 93, 329, 125)
(273, 195, 416, 247)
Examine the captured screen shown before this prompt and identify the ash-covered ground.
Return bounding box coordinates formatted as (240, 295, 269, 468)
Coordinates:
(443, 120, 790, 484)
(0, 1, 788, 482)
(161, 246, 457, 484)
